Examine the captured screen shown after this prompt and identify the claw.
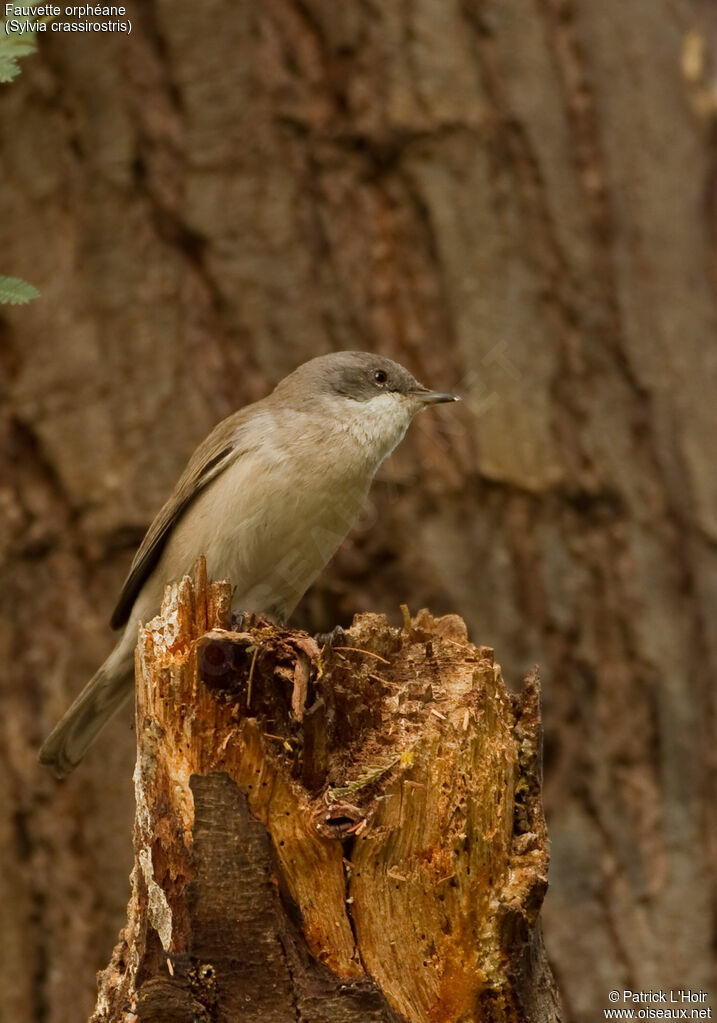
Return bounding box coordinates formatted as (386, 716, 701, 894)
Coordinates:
(314, 624, 350, 649)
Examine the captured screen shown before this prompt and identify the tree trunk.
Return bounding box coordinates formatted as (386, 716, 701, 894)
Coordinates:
(2, 3, 716, 1021)
(92, 562, 560, 1023)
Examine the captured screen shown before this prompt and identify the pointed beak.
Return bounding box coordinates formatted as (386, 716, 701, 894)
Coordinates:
(412, 386, 461, 406)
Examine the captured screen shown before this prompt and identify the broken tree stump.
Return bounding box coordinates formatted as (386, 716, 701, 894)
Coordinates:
(92, 561, 562, 1023)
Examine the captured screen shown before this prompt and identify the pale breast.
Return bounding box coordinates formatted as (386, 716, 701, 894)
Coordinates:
(150, 437, 373, 621)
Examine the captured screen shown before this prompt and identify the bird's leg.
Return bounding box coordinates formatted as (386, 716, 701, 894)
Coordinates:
(314, 624, 350, 648)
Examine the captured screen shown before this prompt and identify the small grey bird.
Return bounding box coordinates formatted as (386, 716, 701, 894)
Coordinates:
(39, 351, 458, 776)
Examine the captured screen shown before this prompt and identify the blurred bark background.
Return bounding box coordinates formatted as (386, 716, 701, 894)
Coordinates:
(1, 2, 716, 1021)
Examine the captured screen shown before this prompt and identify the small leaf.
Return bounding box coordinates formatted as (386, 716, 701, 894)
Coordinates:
(5, 36, 38, 57)
(0, 275, 40, 305)
(0, 21, 38, 82)
(0, 55, 21, 83)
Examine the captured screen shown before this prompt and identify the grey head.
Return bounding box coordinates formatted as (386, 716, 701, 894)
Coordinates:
(270, 350, 459, 466)
(272, 351, 458, 409)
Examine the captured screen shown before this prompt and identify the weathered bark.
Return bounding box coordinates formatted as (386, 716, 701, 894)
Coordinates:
(2, 3, 717, 1021)
(93, 563, 559, 1023)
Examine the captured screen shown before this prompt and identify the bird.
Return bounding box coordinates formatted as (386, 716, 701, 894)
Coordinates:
(39, 351, 459, 776)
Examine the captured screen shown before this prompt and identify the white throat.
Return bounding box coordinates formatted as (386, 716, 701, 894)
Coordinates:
(336, 392, 416, 468)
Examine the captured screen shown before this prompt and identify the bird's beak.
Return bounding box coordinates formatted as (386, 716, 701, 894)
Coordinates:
(412, 386, 461, 405)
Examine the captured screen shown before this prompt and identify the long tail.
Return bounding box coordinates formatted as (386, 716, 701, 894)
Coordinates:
(39, 641, 135, 778)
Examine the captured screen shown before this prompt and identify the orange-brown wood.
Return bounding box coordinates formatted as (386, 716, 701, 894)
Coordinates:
(93, 562, 560, 1023)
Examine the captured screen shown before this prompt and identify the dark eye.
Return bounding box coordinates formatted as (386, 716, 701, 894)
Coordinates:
(374, 369, 388, 385)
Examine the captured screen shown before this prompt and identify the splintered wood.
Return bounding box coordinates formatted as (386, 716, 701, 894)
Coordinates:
(92, 560, 560, 1023)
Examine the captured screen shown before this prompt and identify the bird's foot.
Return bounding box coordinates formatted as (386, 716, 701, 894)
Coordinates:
(314, 624, 350, 649)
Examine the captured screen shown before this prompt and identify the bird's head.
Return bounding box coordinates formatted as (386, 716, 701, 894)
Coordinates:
(273, 351, 459, 462)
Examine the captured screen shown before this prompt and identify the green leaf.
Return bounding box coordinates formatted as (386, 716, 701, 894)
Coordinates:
(0, 275, 40, 305)
(0, 55, 21, 83)
(0, 21, 39, 82)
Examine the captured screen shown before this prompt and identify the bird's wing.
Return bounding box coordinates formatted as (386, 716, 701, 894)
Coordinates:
(110, 408, 253, 630)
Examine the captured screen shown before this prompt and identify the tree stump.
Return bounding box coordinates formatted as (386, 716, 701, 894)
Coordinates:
(92, 561, 561, 1023)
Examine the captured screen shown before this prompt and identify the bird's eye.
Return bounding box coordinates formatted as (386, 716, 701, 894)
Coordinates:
(374, 369, 388, 385)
